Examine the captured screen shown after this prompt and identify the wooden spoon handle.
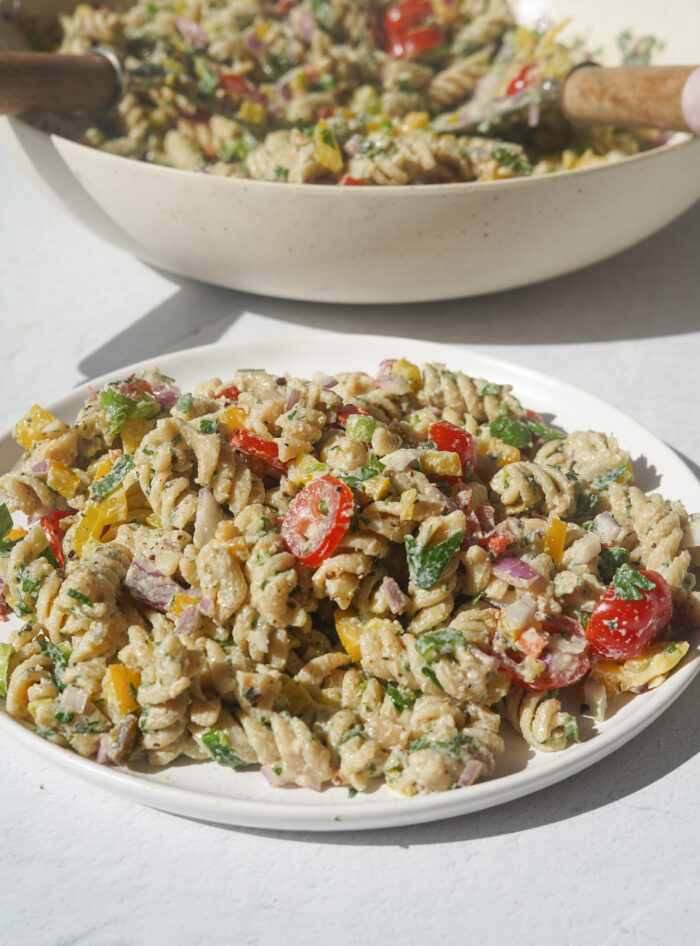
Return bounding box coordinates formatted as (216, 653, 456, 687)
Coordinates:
(561, 65, 700, 133)
(0, 51, 119, 115)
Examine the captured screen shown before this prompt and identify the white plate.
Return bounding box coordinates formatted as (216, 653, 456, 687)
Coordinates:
(1, 333, 698, 831)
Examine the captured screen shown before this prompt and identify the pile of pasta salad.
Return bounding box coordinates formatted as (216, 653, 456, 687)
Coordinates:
(1, 359, 698, 796)
(18, 0, 665, 184)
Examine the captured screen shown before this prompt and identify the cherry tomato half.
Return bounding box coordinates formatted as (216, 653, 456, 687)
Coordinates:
(384, 0, 433, 36)
(505, 62, 537, 97)
(585, 569, 672, 660)
(341, 176, 367, 186)
(229, 428, 287, 479)
(428, 420, 475, 479)
(389, 24, 445, 59)
(220, 74, 269, 105)
(40, 511, 71, 569)
(212, 384, 240, 403)
(500, 615, 590, 691)
(281, 475, 354, 566)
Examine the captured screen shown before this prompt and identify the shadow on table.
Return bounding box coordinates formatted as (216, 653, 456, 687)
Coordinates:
(77, 202, 700, 381)
(211, 679, 699, 847)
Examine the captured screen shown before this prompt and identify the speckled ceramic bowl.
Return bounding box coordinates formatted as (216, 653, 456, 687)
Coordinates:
(2, 0, 699, 303)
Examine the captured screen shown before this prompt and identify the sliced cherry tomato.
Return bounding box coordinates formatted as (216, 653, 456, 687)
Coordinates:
(501, 615, 590, 691)
(341, 175, 367, 186)
(389, 24, 445, 59)
(220, 74, 269, 106)
(281, 475, 354, 566)
(229, 428, 286, 479)
(212, 384, 240, 403)
(385, 0, 433, 35)
(316, 105, 335, 119)
(336, 404, 369, 429)
(40, 511, 71, 569)
(428, 420, 475, 479)
(585, 569, 672, 660)
(506, 62, 537, 97)
(271, 0, 301, 15)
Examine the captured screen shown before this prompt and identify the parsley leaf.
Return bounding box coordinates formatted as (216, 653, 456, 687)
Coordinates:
(575, 492, 600, 518)
(410, 733, 474, 759)
(201, 729, 250, 769)
(340, 453, 385, 488)
(67, 588, 94, 608)
(491, 147, 532, 174)
(92, 454, 134, 500)
(199, 418, 219, 435)
(592, 463, 629, 491)
(38, 639, 71, 692)
(339, 727, 366, 745)
(385, 683, 418, 713)
(98, 385, 160, 436)
(405, 530, 464, 590)
(421, 666, 445, 691)
(598, 546, 630, 584)
(175, 393, 193, 414)
(489, 412, 532, 448)
(612, 563, 655, 601)
(480, 383, 503, 396)
(0, 503, 12, 542)
(415, 627, 463, 665)
(527, 420, 565, 441)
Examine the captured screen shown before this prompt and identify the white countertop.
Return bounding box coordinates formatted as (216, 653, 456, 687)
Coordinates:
(1, 148, 699, 946)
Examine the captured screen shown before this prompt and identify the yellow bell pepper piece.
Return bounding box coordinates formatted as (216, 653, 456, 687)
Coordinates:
(543, 517, 567, 565)
(362, 475, 390, 502)
(590, 640, 689, 698)
(392, 358, 421, 389)
(398, 487, 417, 521)
(72, 488, 129, 556)
(314, 119, 343, 174)
(89, 456, 113, 482)
(146, 513, 162, 529)
(477, 436, 520, 468)
(367, 114, 393, 133)
(421, 451, 462, 478)
(220, 405, 248, 433)
(103, 664, 141, 715)
(121, 419, 153, 454)
(47, 460, 81, 499)
(281, 678, 313, 714)
(169, 593, 200, 618)
(335, 611, 364, 662)
(237, 100, 266, 124)
(287, 454, 331, 485)
(401, 111, 430, 131)
(14, 405, 61, 450)
(8, 528, 27, 542)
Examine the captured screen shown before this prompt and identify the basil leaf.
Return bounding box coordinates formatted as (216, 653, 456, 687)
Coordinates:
(592, 463, 629, 491)
(340, 453, 385, 489)
(67, 588, 94, 608)
(489, 413, 532, 449)
(201, 729, 249, 769)
(175, 393, 193, 414)
(0, 503, 12, 542)
(612, 563, 655, 601)
(98, 385, 160, 436)
(38, 639, 71, 691)
(410, 733, 474, 759)
(575, 492, 600, 518)
(405, 530, 464, 590)
(385, 683, 417, 713)
(598, 546, 630, 584)
(480, 383, 503, 396)
(415, 627, 463, 665)
(199, 419, 218, 435)
(92, 454, 134, 500)
(527, 420, 565, 441)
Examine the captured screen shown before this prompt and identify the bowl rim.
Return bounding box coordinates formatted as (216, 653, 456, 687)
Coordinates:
(10, 114, 699, 197)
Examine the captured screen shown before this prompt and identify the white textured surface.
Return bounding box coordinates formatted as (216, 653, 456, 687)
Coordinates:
(0, 148, 699, 945)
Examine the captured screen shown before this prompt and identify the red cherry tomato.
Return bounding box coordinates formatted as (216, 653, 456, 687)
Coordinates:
(506, 62, 537, 97)
(390, 24, 445, 59)
(220, 74, 269, 106)
(281, 475, 354, 566)
(336, 404, 369, 429)
(341, 175, 367, 186)
(501, 615, 590, 691)
(428, 420, 475, 479)
(212, 385, 240, 403)
(40, 512, 71, 569)
(585, 570, 672, 660)
(385, 0, 433, 35)
(229, 428, 287, 479)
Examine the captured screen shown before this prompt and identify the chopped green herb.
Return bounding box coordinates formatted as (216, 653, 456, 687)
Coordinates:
(339, 727, 366, 745)
(612, 563, 655, 601)
(340, 453, 385, 488)
(99, 384, 160, 436)
(404, 529, 464, 590)
(489, 411, 532, 449)
(416, 627, 463, 665)
(175, 393, 193, 414)
(0, 642, 13, 698)
(274, 165, 289, 180)
(527, 420, 565, 441)
(18, 565, 41, 599)
(421, 666, 444, 691)
(0, 504, 12, 541)
(563, 715, 580, 743)
(471, 589, 487, 604)
(197, 63, 220, 97)
(199, 418, 219, 435)
(385, 683, 417, 713)
(480, 383, 503, 397)
(592, 463, 629, 491)
(92, 454, 134, 500)
(55, 710, 74, 724)
(348, 786, 358, 797)
(573, 609, 591, 630)
(491, 146, 532, 174)
(598, 546, 630, 583)
(318, 500, 329, 516)
(67, 588, 94, 608)
(218, 138, 251, 163)
(201, 729, 250, 769)
(575, 492, 600, 518)
(410, 733, 473, 759)
(38, 639, 71, 691)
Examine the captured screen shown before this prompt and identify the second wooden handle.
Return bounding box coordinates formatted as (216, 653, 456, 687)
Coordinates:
(561, 65, 696, 132)
(0, 51, 118, 115)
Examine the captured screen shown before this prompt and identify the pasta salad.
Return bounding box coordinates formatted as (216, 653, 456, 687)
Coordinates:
(21, 0, 665, 184)
(0, 359, 697, 796)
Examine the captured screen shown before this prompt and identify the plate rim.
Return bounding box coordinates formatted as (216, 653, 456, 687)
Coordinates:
(1, 331, 698, 832)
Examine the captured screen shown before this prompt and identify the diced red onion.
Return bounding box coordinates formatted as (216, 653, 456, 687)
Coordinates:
(528, 102, 540, 127)
(96, 735, 111, 765)
(175, 17, 209, 47)
(151, 384, 178, 408)
(124, 557, 184, 611)
(380, 576, 405, 614)
(566, 533, 601, 565)
(297, 8, 315, 39)
(459, 759, 483, 787)
(175, 604, 200, 635)
(475, 505, 496, 533)
(344, 134, 363, 157)
(593, 511, 624, 545)
(318, 375, 338, 389)
(199, 596, 215, 618)
(456, 487, 473, 510)
(377, 359, 397, 382)
(61, 685, 88, 715)
(492, 557, 541, 588)
(284, 389, 301, 411)
(244, 32, 266, 55)
(261, 765, 287, 787)
(500, 594, 537, 632)
(31, 460, 49, 474)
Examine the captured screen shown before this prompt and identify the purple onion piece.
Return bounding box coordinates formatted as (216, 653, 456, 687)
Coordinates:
(151, 384, 178, 408)
(244, 31, 266, 55)
(175, 16, 209, 47)
(96, 735, 111, 766)
(261, 765, 286, 787)
(199, 596, 215, 618)
(175, 604, 200, 635)
(31, 460, 50, 474)
(380, 576, 405, 614)
(459, 759, 483, 787)
(284, 388, 301, 411)
(377, 358, 397, 382)
(319, 375, 338, 389)
(491, 556, 541, 588)
(344, 134, 363, 157)
(297, 8, 315, 39)
(124, 557, 184, 612)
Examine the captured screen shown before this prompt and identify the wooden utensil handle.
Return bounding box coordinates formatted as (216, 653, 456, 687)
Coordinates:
(0, 51, 118, 115)
(561, 65, 700, 132)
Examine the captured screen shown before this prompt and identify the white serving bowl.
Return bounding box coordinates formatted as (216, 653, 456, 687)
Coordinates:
(2, 0, 699, 303)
